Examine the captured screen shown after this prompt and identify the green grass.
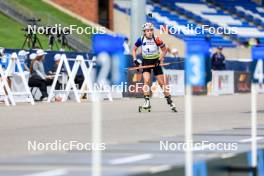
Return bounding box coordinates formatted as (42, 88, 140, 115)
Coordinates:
(0, 0, 92, 50)
(0, 12, 49, 49)
(7, 0, 92, 46)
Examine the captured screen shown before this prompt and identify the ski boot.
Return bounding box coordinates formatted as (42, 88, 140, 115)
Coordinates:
(139, 96, 151, 112)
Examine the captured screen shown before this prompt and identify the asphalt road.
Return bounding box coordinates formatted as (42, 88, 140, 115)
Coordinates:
(0, 94, 263, 176)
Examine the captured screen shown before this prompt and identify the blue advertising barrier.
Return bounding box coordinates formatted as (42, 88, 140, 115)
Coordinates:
(185, 40, 209, 86)
(92, 34, 128, 85)
(3, 49, 252, 75)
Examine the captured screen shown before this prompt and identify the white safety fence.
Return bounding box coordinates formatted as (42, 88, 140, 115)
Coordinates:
(47, 54, 115, 103)
(0, 52, 34, 106)
(47, 54, 93, 103)
(0, 52, 125, 106)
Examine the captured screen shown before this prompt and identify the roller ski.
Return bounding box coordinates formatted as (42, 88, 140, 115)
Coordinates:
(169, 103, 177, 112)
(139, 96, 151, 112)
(138, 106, 151, 112)
(166, 95, 178, 112)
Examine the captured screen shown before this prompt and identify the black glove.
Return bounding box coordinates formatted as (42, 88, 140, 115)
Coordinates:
(133, 58, 142, 66)
(155, 59, 161, 67)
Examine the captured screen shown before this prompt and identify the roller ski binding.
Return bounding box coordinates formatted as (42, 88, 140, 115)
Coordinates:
(139, 96, 151, 112)
(166, 95, 177, 112)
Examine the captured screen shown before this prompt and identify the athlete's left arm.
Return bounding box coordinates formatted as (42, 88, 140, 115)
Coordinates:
(156, 37, 167, 63)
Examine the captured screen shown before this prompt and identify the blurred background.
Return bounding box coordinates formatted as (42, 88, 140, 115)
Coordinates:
(0, 1, 264, 176)
(0, 0, 264, 56)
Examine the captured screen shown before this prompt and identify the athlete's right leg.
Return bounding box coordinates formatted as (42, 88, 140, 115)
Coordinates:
(154, 68, 177, 112)
(142, 71, 151, 108)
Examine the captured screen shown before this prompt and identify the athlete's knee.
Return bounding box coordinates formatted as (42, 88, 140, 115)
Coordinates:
(143, 81, 151, 93)
(159, 80, 165, 86)
(144, 79, 151, 85)
(157, 76, 165, 85)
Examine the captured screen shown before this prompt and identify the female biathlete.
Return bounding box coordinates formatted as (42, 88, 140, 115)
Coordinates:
(132, 22, 177, 112)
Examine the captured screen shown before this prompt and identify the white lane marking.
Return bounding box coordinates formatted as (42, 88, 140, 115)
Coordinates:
(21, 169, 67, 176)
(239, 137, 263, 143)
(221, 153, 236, 159)
(149, 165, 171, 173)
(109, 154, 153, 165)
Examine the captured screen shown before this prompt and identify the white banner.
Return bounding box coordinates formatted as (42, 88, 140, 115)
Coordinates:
(152, 69, 185, 97)
(212, 71, 234, 95)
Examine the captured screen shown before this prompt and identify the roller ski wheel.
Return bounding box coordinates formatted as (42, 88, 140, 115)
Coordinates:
(138, 106, 151, 112)
(170, 104, 178, 112)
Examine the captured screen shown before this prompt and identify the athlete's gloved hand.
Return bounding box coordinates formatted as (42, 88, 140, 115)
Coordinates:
(154, 59, 161, 67)
(133, 58, 142, 66)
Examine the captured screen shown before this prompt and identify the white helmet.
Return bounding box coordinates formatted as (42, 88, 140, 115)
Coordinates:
(142, 22, 154, 31)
